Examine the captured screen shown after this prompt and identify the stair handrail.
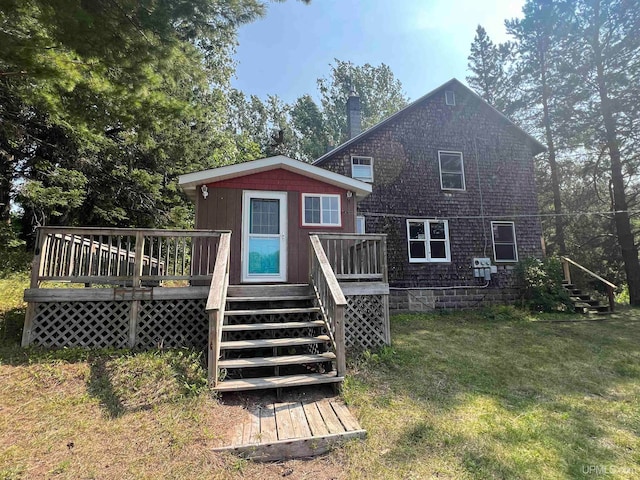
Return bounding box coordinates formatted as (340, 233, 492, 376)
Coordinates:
(309, 234, 347, 377)
(206, 231, 231, 387)
(561, 256, 617, 312)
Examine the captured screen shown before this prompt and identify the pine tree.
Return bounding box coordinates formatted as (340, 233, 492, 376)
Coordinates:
(561, 0, 640, 304)
(467, 25, 512, 113)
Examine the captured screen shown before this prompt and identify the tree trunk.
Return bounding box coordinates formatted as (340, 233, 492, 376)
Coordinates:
(592, 2, 640, 305)
(0, 150, 12, 224)
(539, 49, 566, 255)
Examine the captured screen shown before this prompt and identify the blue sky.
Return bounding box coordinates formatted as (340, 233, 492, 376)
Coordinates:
(231, 0, 525, 103)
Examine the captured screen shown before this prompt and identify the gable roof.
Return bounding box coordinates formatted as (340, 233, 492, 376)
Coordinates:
(313, 78, 546, 166)
(179, 155, 372, 201)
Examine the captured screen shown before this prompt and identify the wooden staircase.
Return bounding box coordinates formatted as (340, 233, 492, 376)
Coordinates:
(562, 281, 612, 314)
(560, 256, 617, 315)
(213, 284, 343, 392)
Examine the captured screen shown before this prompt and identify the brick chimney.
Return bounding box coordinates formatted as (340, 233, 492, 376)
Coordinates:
(346, 89, 361, 139)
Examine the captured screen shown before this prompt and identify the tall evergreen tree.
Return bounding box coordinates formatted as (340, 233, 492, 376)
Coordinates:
(467, 25, 513, 113)
(561, 0, 640, 304)
(506, 0, 575, 255)
(0, 0, 265, 231)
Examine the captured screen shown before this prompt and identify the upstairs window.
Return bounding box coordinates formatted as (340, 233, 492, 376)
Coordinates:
(302, 194, 341, 227)
(351, 156, 373, 182)
(445, 90, 456, 106)
(407, 219, 450, 263)
(438, 151, 465, 191)
(492, 221, 518, 262)
(356, 215, 366, 234)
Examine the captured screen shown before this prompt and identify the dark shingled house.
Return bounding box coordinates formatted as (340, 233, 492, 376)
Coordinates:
(314, 78, 546, 311)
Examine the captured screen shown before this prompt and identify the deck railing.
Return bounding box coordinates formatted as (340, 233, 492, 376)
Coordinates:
(206, 232, 231, 386)
(561, 256, 617, 312)
(30, 227, 224, 287)
(309, 234, 347, 377)
(315, 233, 388, 282)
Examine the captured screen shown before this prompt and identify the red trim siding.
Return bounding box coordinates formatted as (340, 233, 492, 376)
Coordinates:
(197, 167, 356, 283)
(207, 169, 345, 195)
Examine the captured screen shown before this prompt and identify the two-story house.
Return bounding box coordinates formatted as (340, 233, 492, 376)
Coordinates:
(314, 78, 546, 310)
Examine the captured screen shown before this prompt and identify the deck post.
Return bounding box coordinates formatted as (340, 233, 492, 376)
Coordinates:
(23, 229, 46, 347)
(607, 285, 615, 313)
(129, 300, 139, 348)
(380, 235, 388, 283)
(21, 302, 36, 347)
(208, 310, 220, 386)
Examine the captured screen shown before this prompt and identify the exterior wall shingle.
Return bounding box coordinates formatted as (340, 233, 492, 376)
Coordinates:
(319, 83, 543, 307)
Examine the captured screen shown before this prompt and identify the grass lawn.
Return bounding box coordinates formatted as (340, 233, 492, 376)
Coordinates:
(1, 274, 639, 479)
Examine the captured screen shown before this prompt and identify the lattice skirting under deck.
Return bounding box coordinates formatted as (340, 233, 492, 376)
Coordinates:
(344, 294, 390, 350)
(26, 299, 208, 350)
(29, 301, 131, 348)
(25, 294, 390, 352)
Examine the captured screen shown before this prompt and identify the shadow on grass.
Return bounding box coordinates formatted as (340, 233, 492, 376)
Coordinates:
(349, 309, 640, 478)
(87, 355, 126, 418)
(86, 349, 209, 419)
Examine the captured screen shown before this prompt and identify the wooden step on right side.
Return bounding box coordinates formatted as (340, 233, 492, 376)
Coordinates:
(220, 335, 331, 351)
(214, 372, 343, 392)
(219, 352, 336, 369)
(222, 320, 324, 332)
(225, 307, 320, 317)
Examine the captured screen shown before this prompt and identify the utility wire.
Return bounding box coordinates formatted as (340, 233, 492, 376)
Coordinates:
(362, 209, 640, 221)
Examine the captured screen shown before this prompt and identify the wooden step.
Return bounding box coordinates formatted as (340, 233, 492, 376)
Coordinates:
(214, 372, 343, 392)
(227, 295, 314, 303)
(222, 320, 325, 332)
(220, 335, 331, 350)
(227, 284, 312, 298)
(219, 352, 336, 369)
(225, 307, 320, 316)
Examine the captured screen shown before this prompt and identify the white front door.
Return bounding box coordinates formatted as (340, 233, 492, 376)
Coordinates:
(242, 191, 287, 283)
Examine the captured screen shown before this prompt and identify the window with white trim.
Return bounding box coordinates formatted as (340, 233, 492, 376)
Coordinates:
(356, 215, 365, 234)
(445, 90, 456, 106)
(351, 156, 373, 182)
(407, 219, 450, 263)
(438, 150, 465, 191)
(302, 194, 341, 226)
(491, 221, 518, 262)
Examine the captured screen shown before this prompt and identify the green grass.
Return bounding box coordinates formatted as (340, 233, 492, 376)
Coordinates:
(2, 274, 639, 479)
(342, 307, 640, 479)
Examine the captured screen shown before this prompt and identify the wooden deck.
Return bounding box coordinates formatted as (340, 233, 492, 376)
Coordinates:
(214, 397, 366, 461)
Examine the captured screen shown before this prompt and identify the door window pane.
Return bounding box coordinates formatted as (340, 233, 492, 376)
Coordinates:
(250, 199, 279, 234)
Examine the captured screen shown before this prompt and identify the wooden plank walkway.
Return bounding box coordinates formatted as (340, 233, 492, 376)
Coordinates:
(213, 398, 366, 461)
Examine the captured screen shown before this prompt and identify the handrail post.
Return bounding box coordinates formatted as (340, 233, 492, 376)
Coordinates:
(30, 228, 47, 289)
(133, 231, 145, 288)
(206, 232, 231, 387)
(335, 304, 346, 376)
(562, 257, 571, 285)
(309, 234, 348, 380)
(381, 235, 388, 283)
(607, 285, 615, 313)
